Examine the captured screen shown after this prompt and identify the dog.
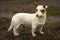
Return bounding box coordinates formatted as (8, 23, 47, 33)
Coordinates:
(8, 1, 48, 37)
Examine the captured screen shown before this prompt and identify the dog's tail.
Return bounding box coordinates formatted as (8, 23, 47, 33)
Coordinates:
(8, 23, 13, 32)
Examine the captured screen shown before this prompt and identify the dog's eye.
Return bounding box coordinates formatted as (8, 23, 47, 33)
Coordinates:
(40, 9, 45, 13)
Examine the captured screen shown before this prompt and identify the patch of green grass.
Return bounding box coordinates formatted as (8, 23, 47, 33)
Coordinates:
(47, 9, 60, 15)
(0, 16, 10, 21)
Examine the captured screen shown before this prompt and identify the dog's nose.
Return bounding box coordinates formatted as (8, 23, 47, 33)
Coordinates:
(36, 14, 43, 18)
(36, 14, 39, 17)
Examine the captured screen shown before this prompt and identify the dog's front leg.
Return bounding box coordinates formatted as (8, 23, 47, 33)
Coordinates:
(32, 24, 37, 37)
(39, 25, 44, 34)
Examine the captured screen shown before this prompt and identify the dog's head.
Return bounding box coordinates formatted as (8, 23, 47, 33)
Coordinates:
(34, 1, 48, 17)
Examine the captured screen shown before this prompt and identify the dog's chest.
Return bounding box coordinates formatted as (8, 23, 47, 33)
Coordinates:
(34, 16, 46, 25)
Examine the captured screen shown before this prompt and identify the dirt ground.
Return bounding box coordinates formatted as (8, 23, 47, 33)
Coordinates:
(0, 15, 60, 40)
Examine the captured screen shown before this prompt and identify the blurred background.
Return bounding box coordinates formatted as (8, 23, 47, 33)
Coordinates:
(0, 0, 60, 16)
(0, 0, 60, 40)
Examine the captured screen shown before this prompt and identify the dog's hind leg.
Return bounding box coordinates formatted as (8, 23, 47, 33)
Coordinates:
(13, 24, 20, 36)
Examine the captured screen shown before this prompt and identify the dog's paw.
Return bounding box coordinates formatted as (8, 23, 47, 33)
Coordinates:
(40, 31, 44, 34)
(14, 33, 19, 36)
(32, 34, 36, 37)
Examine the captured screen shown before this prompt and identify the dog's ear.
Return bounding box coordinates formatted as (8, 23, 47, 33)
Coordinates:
(34, 1, 38, 9)
(43, 5, 48, 9)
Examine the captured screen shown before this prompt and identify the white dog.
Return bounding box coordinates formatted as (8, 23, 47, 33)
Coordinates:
(8, 2, 48, 36)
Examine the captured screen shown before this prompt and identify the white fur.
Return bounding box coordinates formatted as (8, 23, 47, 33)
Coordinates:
(8, 5, 47, 36)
